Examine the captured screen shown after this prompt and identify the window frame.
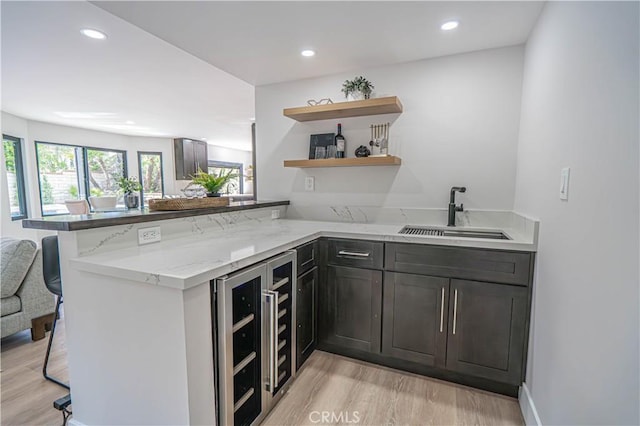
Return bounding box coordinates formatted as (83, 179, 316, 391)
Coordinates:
(208, 160, 244, 195)
(137, 151, 164, 207)
(3, 134, 28, 220)
(35, 140, 128, 216)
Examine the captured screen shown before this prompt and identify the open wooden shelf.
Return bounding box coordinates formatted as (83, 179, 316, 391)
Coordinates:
(283, 156, 402, 168)
(283, 96, 403, 122)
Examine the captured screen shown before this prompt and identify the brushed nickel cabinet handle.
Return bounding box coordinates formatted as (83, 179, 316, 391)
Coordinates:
(440, 287, 445, 333)
(338, 250, 370, 257)
(453, 289, 458, 335)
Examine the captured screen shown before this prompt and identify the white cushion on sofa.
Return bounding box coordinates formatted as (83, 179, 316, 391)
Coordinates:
(1, 238, 37, 298)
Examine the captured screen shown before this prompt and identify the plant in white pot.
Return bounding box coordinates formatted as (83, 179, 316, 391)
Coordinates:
(117, 177, 142, 209)
(341, 76, 374, 101)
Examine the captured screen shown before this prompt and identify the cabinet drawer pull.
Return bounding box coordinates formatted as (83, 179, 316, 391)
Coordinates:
(440, 287, 445, 333)
(338, 250, 370, 258)
(453, 289, 458, 335)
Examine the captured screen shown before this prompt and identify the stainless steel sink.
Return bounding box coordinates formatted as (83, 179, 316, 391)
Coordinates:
(399, 225, 511, 240)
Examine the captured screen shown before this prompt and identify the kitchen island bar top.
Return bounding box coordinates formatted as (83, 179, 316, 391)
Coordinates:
(21, 200, 289, 231)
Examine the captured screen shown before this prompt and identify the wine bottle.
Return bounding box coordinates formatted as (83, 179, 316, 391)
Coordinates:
(335, 123, 346, 158)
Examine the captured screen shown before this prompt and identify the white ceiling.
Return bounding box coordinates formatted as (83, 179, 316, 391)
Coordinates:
(1, 1, 544, 150)
(93, 1, 545, 86)
(1, 1, 255, 150)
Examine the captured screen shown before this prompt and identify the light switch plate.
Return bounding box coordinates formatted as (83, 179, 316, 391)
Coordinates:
(560, 167, 570, 200)
(305, 176, 315, 191)
(138, 226, 161, 245)
(271, 209, 280, 219)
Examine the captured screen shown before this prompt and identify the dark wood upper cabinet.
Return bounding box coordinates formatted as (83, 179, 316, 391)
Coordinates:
(174, 138, 208, 180)
(445, 279, 529, 385)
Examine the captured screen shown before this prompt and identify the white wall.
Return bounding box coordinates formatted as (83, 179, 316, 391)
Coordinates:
(514, 2, 639, 424)
(0, 112, 177, 238)
(255, 46, 524, 210)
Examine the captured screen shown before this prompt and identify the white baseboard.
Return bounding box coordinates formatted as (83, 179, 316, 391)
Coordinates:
(519, 383, 542, 426)
(68, 419, 87, 426)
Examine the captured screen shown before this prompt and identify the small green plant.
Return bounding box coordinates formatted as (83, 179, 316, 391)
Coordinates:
(191, 168, 237, 195)
(341, 76, 374, 99)
(90, 188, 104, 197)
(117, 176, 142, 194)
(69, 185, 79, 199)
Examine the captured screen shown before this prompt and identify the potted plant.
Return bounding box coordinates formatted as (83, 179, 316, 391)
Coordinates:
(191, 168, 237, 197)
(341, 76, 374, 100)
(117, 176, 142, 209)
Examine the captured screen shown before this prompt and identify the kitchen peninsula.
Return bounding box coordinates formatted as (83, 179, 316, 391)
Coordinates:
(24, 202, 538, 425)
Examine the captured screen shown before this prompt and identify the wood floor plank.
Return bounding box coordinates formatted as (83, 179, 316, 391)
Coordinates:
(1, 312, 69, 426)
(264, 351, 524, 426)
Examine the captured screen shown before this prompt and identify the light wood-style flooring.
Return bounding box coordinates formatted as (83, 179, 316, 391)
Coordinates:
(1, 314, 523, 426)
(264, 351, 524, 426)
(1, 311, 69, 426)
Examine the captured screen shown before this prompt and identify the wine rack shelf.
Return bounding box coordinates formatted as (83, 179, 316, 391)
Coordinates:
(283, 96, 403, 122)
(283, 156, 402, 168)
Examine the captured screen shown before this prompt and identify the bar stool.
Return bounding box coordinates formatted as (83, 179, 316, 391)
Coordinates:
(41, 235, 70, 390)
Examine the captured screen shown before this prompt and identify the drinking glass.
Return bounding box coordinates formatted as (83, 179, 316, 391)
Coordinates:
(314, 146, 326, 159)
(326, 145, 337, 158)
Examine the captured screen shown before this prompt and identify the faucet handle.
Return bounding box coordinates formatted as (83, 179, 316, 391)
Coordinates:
(456, 203, 464, 212)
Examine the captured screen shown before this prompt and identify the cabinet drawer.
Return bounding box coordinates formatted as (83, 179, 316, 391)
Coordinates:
(327, 239, 383, 270)
(296, 240, 318, 274)
(385, 243, 532, 286)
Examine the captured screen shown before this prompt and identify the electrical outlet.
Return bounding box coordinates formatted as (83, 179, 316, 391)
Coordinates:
(305, 176, 315, 191)
(138, 226, 161, 245)
(271, 209, 280, 219)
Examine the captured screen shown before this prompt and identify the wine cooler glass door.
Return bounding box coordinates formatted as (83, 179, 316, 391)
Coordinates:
(216, 264, 267, 426)
(266, 251, 297, 400)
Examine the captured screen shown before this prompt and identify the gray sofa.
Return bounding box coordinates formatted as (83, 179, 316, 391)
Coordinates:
(1, 237, 56, 340)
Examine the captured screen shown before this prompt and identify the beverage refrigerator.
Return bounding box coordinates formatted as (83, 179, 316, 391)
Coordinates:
(212, 251, 297, 426)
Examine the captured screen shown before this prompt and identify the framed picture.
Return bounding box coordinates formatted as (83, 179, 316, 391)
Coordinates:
(309, 133, 335, 159)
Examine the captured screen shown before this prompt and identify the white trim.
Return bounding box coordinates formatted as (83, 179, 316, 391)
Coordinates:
(68, 419, 87, 426)
(519, 383, 542, 426)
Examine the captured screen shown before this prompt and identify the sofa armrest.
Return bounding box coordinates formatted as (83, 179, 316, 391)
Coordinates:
(16, 250, 56, 320)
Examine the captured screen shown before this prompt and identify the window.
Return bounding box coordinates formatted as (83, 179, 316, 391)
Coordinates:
(208, 161, 243, 195)
(2, 135, 28, 220)
(138, 151, 164, 206)
(35, 141, 126, 215)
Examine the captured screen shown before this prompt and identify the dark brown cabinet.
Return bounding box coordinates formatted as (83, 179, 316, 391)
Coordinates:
(174, 138, 208, 180)
(445, 279, 528, 385)
(296, 266, 317, 369)
(321, 265, 382, 353)
(295, 240, 319, 370)
(382, 272, 449, 368)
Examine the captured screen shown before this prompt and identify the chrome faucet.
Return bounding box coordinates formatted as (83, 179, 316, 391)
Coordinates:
(448, 186, 466, 227)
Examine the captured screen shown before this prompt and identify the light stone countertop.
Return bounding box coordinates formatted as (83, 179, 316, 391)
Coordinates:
(69, 218, 537, 290)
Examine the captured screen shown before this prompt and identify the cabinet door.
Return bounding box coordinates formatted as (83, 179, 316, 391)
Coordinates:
(296, 266, 317, 369)
(382, 272, 449, 368)
(446, 279, 528, 385)
(194, 140, 208, 174)
(321, 265, 382, 353)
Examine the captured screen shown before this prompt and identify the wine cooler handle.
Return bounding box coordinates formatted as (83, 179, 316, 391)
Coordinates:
(270, 290, 280, 389)
(264, 291, 276, 392)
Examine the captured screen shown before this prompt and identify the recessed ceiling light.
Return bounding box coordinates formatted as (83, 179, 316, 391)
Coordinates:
(441, 21, 459, 31)
(80, 28, 107, 40)
(301, 50, 315, 57)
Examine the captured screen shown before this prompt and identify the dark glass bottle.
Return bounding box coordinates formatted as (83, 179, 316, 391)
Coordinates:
(335, 123, 346, 158)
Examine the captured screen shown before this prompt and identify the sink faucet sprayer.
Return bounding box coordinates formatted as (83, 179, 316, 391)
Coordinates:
(448, 186, 466, 227)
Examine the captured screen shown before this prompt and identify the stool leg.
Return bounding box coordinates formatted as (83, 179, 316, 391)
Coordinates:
(43, 296, 70, 390)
